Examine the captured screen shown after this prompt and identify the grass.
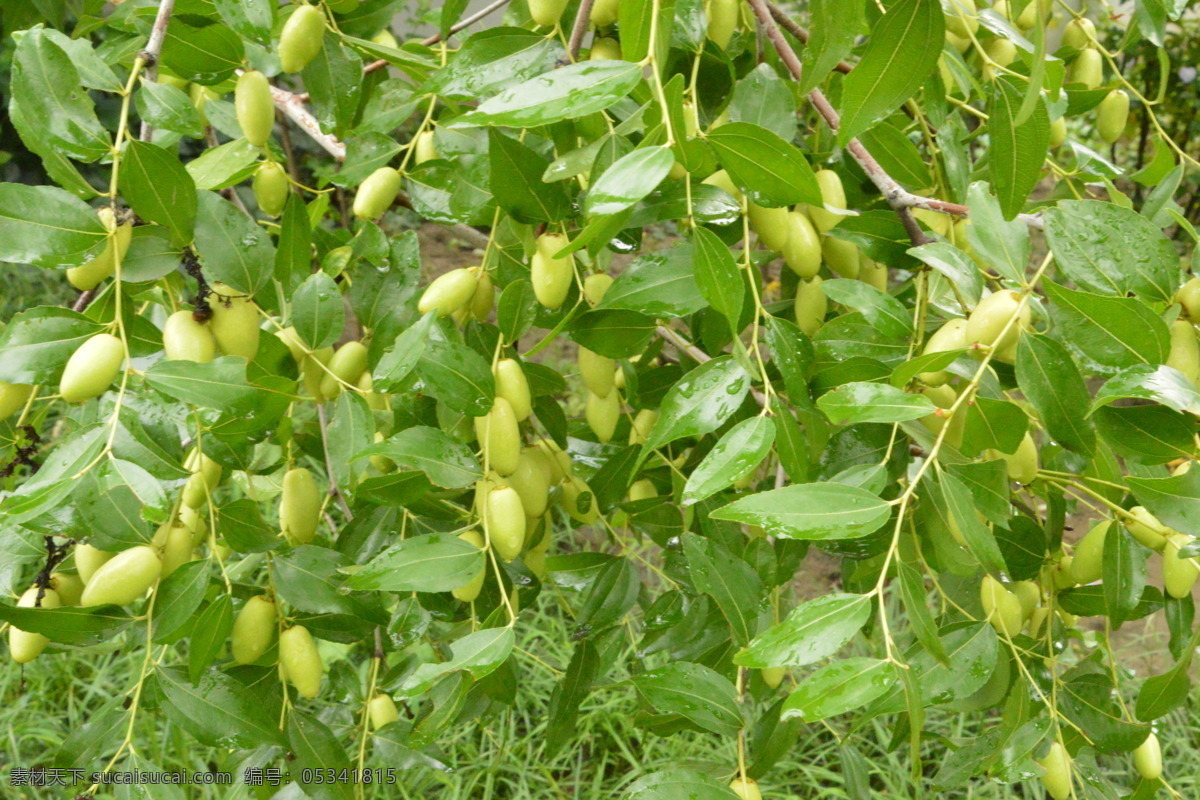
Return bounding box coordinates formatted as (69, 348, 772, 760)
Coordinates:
(4, 576, 1198, 800)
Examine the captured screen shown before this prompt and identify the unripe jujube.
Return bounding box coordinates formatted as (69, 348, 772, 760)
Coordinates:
(453, 530, 487, 602)
(68, 208, 132, 290)
(583, 273, 613, 307)
(475, 397, 521, 476)
(160, 524, 194, 579)
(80, 545, 162, 607)
(208, 282, 262, 361)
(163, 310, 216, 363)
(9, 587, 60, 664)
(965, 289, 1030, 362)
(1011, 581, 1040, 620)
(231, 595, 277, 665)
(706, 0, 739, 48)
(1163, 534, 1199, 599)
(747, 203, 791, 252)
(1097, 89, 1129, 144)
(75, 544, 113, 584)
(794, 276, 827, 337)
(0, 382, 33, 419)
(1049, 117, 1067, 149)
(353, 166, 402, 220)
(590, 0, 620, 26)
(560, 475, 599, 524)
(59, 333, 124, 403)
(629, 409, 659, 445)
(918, 318, 969, 387)
(1070, 48, 1103, 89)
(528, 0, 568, 26)
(531, 233, 574, 310)
(1133, 732, 1163, 780)
(278, 5, 326, 73)
(1037, 742, 1072, 800)
(48, 572, 84, 606)
(589, 37, 622, 61)
(319, 341, 369, 399)
(413, 130, 438, 164)
(494, 359, 532, 421)
(253, 161, 289, 217)
(980, 575, 1024, 637)
(182, 449, 222, 509)
(586, 389, 620, 443)
(1124, 506, 1169, 551)
(235, 70, 274, 147)
(1165, 319, 1200, 388)
(1070, 520, 1110, 585)
(1062, 17, 1096, 49)
(279, 625, 323, 698)
(808, 169, 847, 232)
(728, 777, 763, 800)
(985, 431, 1038, 485)
(780, 211, 822, 278)
(469, 270, 494, 321)
(507, 452, 550, 518)
(418, 267, 479, 317)
(281, 467, 323, 544)
(821, 235, 860, 280)
(578, 346, 615, 398)
(484, 485, 526, 562)
(367, 694, 400, 729)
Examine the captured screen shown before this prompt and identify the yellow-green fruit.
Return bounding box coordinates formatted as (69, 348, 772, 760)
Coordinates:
(728, 777, 763, 800)
(578, 346, 615, 398)
(1165, 319, 1200, 387)
(48, 572, 84, 606)
(629, 479, 657, 502)
(232, 595, 277, 665)
(275, 326, 308, 364)
(419, 267, 480, 317)
(359, 373, 390, 413)
(494, 359, 532, 421)
(1011, 580, 1040, 619)
(253, 161, 289, 217)
(475, 396, 521, 476)
(368, 431, 394, 474)
(761, 666, 786, 689)
(281, 467, 322, 544)
(780, 211, 822, 278)
(367, 694, 400, 729)
(706, 0, 739, 48)
(589, 37, 622, 60)
(452, 530, 487, 601)
(80, 545, 162, 607)
(525, 528, 552, 579)
(1097, 89, 1129, 144)
(75, 544, 113, 584)
(1133, 732, 1163, 780)
(794, 276, 827, 337)
(68, 208, 131, 290)
(918, 318, 969, 386)
(989, 431, 1038, 485)
(1177, 276, 1200, 319)
(629, 409, 659, 445)
(1052, 556, 1076, 590)
(561, 475, 599, 524)
(944, 0, 978, 37)
(529, 0, 568, 26)
(189, 83, 219, 126)
(980, 575, 1024, 637)
(413, 130, 438, 164)
(945, 30, 972, 53)
(982, 39, 1018, 81)
(235, 70, 274, 147)
(182, 450, 222, 509)
(586, 389, 620, 443)
(966, 289, 1030, 362)
(320, 341, 368, 399)
(590, 0, 620, 26)
(747, 203, 792, 252)
(1049, 117, 1067, 149)
(702, 169, 743, 202)
(157, 71, 189, 90)
(9, 587, 60, 664)
(181, 504, 208, 546)
(208, 282, 261, 360)
(532, 439, 571, 484)
(583, 273, 613, 306)
(1163, 534, 1200, 599)
(160, 524, 194, 579)
(470, 270, 494, 321)
(1038, 742, 1073, 800)
(508, 453, 550, 518)
(59, 333, 124, 403)
(278, 5, 326, 73)
(822, 235, 860, 279)
(809, 169, 847, 232)
(371, 29, 398, 48)
(0, 382, 33, 419)
(279, 625, 323, 698)
(1124, 506, 1169, 551)
(1028, 606, 1051, 637)
(1063, 17, 1096, 49)
(531, 233, 574, 310)
(1070, 48, 1103, 89)
(352, 166, 402, 220)
(163, 310, 216, 363)
(1071, 520, 1110, 585)
(485, 486, 526, 562)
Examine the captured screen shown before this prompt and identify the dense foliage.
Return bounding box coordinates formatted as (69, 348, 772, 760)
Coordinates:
(2, 0, 1199, 798)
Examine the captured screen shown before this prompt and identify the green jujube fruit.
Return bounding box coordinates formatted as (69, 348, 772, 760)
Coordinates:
(822, 235, 860, 279)
(68, 208, 132, 290)
(235, 70, 274, 146)
(1038, 742, 1072, 800)
(0, 382, 34, 419)
(253, 161, 289, 217)
(529, 0, 568, 26)
(494, 358, 532, 421)
(208, 282, 262, 360)
(705, 0, 739, 48)
(781, 211, 822, 278)
(452, 530, 487, 602)
(1133, 732, 1162, 780)
(75, 544, 113, 584)
(474, 397, 521, 476)
(418, 267, 479, 317)
(808, 169, 847, 232)
(586, 389, 620, 443)
(1070, 47, 1103, 89)
(794, 276, 827, 336)
(280, 467, 322, 544)
(231, 595, 277, 665)
(531, 233, 574, 309)
(918, 318, 969, 386)
(352, 166, 402, 220)
(60, 333, 124, 403)
(578, 346, 615, 398)
(368, 694, 400, 729)
(9, 587, 60, 664)
(1163, 534, 1199, 599)
(1124, 506, 1169, 551)
(965, 289, 1030, 362)
(279, 625, 323, 698)
(747, 203, 791, 252)
(1165, 319, 1200, 387)
(163, 310, 216, 363)
(278, 5, 326, 73)
(49, 572, 84, 606)
(319, 341, 369, 399)
(980, 575, 1024, 637)
(1096, 89, 1129, 144)
(1070, 520, 1110, 585)
(80, 545, 163, 607)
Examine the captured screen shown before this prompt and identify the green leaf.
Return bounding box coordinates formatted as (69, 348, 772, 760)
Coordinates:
(453, 60, 643, 127)
(0, 184, 107, 268)
(287, 711, 355, 800)
(357, 426, 481, 488)
(302, 33, 363, 137)
(691, 227, 744, 336)
(817, 381, 935, 424)
(373, 312, 437, 392)
(1059, 673, 1151, 752)
(1043, 281, 1169, 373)
(586, 145, 675, 217)
(399, 627, 514, 697)
(706, 122, 822, 208)
(497, 280, 539, 343)
(1015, 334, 1096, 455)
(622, 769, 739, 800)
(1102, 524, 1148, 625)
(154, 665, 284, 749)
(800, 0, 864, 93)
(600, 240, 706, 318)
(188, 594, 233, 682)
(712, 483, 892, 541)
(987, 76, 1049, 220)
(193, 190, 276, 294)
(682, 417, 775, 504)
(569, 309, 658, 358)
(135, 81, 205, 138)
(682, 533, 761, 646)
(782, 657, 898, 722)
(488, 130, 569, 223)
(292, 272, 345, 350)
(545, 640, 601, 757)
(1092, 365, 1200, 417)
(631, 662, 742, 736)
(821, 279, 913, 339)
(415, 338, 496, 417)
(837, 0, 944, 144)
(152, 560, 211, 643)
(729, 63, 796, 141)
(1043, 200, 1176, 301)
(216, 500, 280, 553)
(272, 546, 387, 623)
(0, 307, 102, 383)
(859, 120, 933, 191)
(346, 532, 484, 593)
(1135, 663, 1192, 721)
(160, 20, 244, 85)
(11, 29, 111, 161)
(213, 0, 275, 44)
(1127, 470, 1200, 538)
(0, 603, 132, 646)
(961, 396, 1029, 457)
(641, 357, 751, 453)
(144, 356, 293, 414)
(186, 139, 262, 191)
(735, 593, 872, 668)
(426, 27, 563, 98)
(121, 141, 197, 243)
(1095, 405, 1195, 465)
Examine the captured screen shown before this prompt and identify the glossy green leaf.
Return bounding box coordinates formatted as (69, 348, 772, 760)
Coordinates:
(707, 123, 822, 208)
(345, 532, 484, 593)
(735, 593, 871, 668)
(453, 61, 643, 127)
(817, 381, 935, 424)
(682, 417, 775, 504)
(782, 658, 898, 722)
(713, 483, 891, 540)
(641, 357, 751, 453)
(631, 662, 741, 735)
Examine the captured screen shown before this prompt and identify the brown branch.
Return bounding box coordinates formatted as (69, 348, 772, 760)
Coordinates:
(655, 325, 768, 407)
(566, 0, 597, 62)
(766, 1, 852, 75)
(138, 0, 178, 141)
(746, 0, 1043, 235)
(72, 290, 96, 313)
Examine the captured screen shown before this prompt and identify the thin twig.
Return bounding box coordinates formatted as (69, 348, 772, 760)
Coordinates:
(138, 0, 178, 141)
(72, 290, 96, 313)
(766, 1, 851, 75)
(566, 0, 597, 62)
